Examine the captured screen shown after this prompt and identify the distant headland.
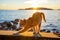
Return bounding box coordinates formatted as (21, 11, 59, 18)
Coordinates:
(18, 7, 53, 10)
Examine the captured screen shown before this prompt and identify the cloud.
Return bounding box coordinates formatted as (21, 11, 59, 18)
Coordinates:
(24, 0, 48, 7)
(24, 0, 34, 4)
(24, 0, 48, 4)
(1, 4, 7, 7)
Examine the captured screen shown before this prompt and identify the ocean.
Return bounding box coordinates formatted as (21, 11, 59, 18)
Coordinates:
(0, 10, 60, 30)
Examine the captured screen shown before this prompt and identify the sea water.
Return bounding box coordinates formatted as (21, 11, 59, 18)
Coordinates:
(0, 10, 60, 30)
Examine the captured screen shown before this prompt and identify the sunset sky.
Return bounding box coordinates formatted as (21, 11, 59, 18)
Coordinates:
(0, 0, 60, 10)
